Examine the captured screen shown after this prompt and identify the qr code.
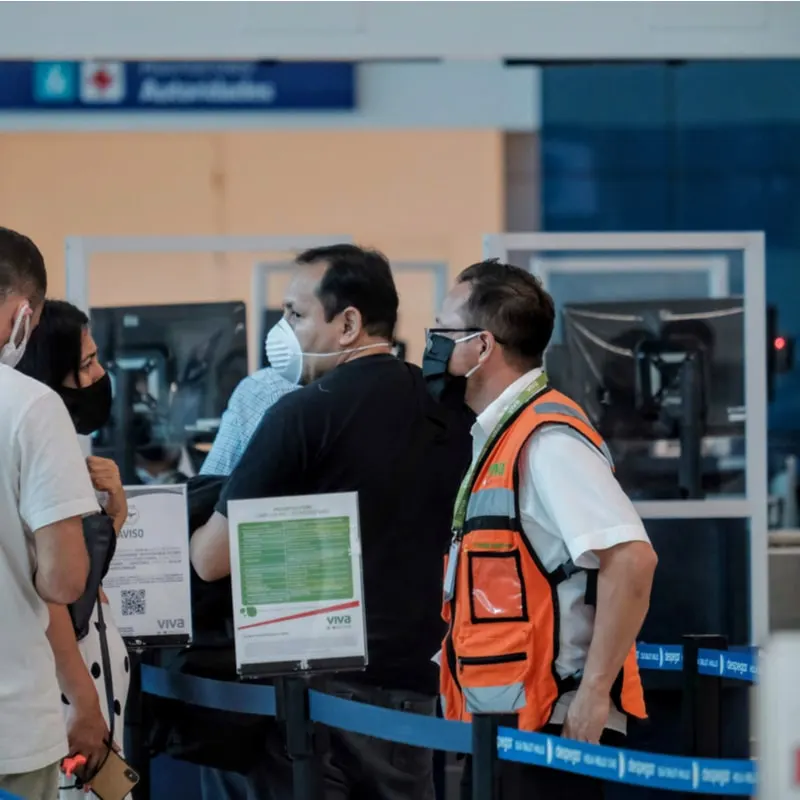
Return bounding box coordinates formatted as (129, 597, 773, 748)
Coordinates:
(121, 589, 146, 616)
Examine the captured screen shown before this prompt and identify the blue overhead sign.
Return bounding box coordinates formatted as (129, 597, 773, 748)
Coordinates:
(0, 61, 355, 111)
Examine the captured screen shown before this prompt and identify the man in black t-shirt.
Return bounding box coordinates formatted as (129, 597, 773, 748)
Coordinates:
(191, 244, 472, 800)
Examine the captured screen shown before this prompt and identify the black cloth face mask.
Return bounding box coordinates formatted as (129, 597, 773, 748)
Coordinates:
(59, 372, 113, 435)
(422, 330, 482, 407)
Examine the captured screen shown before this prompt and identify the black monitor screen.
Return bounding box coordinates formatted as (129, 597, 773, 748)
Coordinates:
(90, 302, 248, 480)
(557, 296, 745, 441)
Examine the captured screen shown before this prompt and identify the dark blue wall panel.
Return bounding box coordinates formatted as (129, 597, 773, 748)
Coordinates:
(542, 60, 800, 434)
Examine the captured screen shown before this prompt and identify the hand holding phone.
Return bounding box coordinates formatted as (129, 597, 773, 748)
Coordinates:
(87, 748, 139, 800)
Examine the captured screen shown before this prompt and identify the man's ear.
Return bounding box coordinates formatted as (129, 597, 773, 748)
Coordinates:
(340, 307, 362, 346)
(478, 331, 494, 360)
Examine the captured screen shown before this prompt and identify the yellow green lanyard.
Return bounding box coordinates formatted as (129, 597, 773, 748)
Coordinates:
(451, 372, 549, 534)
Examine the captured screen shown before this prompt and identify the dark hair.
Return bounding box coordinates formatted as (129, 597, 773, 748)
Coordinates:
(296, 244, 398, 340)
(0, 226, 47, 306)
(17, 299, 88, 389)
(457, 259, 555, 369)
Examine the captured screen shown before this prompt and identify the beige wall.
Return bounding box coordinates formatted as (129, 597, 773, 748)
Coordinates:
(0, 130, 504, 363)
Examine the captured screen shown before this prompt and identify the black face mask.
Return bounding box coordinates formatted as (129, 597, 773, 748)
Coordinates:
(59, 372, 113, 435)
(421, 333, 469, 407)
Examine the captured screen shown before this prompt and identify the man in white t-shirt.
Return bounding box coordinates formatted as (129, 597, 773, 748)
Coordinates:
(0, 227, 99, 800)
(425, 259, 658, 799)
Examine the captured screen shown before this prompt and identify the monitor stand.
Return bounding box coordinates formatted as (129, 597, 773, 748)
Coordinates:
(636, 342, 706, 500)
(677, 352, 704, 499)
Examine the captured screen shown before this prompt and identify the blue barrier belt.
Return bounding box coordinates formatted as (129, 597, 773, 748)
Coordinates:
(141, 664, 276, 716)
(636, 645, 758, 683)
(696, 648, 758, 682)
(636, 643, 685, 672)
(308, 690, 472, 753)
(497, 727, 757, 796)
(141, 663, 758, 796)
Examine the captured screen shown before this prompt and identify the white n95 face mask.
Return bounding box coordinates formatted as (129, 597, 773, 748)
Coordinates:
(266, 318, 304, 385)
(0, 303, 31, 369)
(265, 317, 391, 386)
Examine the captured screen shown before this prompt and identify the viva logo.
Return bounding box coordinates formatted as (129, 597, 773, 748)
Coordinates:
(327, 614, 352, 628)
(157, 618, 185, 630)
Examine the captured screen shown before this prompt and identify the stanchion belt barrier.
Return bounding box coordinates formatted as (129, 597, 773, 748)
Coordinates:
(636, 644, 759, 682)
(141, 643, 759, 796)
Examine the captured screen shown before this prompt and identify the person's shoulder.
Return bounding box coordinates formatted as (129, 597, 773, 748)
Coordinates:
(250, 367, 297, 389)
(235, 367, 294, 393)
(0, 363, 52, 398)
(241, 372, 309, 428)
(526, 422, 610, 475)
(312, 356, 407, 396)
(0, 365, 58, 417)
(0, 367, 71, 443)
(230, 367, 298, 403)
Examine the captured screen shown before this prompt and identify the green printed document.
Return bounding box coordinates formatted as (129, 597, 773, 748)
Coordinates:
(238, 517, 354, 606)
(226, 492, 367, 677)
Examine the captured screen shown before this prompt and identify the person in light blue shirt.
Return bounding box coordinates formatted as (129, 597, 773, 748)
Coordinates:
(199, 367, 297, 476)
(197, 366, 294, 800)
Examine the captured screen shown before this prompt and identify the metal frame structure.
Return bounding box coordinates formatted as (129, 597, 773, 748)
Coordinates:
(252, 259, 449, 372)
(530, 255, 730, 299)
(484, 231, 768, 644)
(65, 235, 353, 313)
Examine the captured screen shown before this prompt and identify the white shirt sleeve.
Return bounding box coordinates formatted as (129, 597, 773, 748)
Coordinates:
(524, 426, 650, 568)
(18, 390, 100, 532)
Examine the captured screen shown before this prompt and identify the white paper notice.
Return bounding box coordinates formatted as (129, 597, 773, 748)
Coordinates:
(103, 485, 192, 643)
(227, 491, 367, 676)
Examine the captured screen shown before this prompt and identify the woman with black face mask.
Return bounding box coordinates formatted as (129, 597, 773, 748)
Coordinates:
(17, 300, 131, 798)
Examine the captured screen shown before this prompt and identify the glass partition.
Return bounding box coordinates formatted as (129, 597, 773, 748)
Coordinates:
(498, 245, 747, 503)
(483, 231, 768, 643)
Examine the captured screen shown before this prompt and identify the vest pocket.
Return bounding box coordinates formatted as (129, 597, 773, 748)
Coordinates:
(460, 652, 526, 666)
(467, 550, 528, 623)
(454, 543, 533, 718)
(458, 652, 529, 715)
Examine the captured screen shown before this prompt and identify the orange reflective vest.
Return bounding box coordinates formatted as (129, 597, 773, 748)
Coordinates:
(440, 383, 646, 731)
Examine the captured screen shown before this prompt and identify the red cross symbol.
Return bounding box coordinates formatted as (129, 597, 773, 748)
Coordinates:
(91, 68, 113, 92)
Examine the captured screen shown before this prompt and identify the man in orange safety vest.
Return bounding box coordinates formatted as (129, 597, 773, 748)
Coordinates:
(422, 259, 658, 799)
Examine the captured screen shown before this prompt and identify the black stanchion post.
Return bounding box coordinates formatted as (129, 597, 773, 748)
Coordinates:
(276, 676, 322, 800)
(471, 713, 499, 800)
(433, 699, 446, 800)
(682, 634, 727, 799)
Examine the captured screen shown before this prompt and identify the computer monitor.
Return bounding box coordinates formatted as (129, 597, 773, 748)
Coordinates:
(555, 296, 745, 499)
(90, 302, 248, 482)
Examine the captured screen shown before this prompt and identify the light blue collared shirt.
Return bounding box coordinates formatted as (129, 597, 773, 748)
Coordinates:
(200, 368, 298, 476)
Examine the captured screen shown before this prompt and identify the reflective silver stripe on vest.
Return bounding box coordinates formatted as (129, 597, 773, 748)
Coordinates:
(557, 425, 615, 469)
(535, 401, 594, 428)
(463, 684, 526, 715)
(466, 487, 516, 520)
(535, 401, 614, 468)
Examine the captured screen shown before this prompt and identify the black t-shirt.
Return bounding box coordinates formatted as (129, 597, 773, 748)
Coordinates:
(216, 354, 472, 695)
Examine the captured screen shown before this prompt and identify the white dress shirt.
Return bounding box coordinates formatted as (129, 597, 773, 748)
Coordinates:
(471, 368, 651, 734)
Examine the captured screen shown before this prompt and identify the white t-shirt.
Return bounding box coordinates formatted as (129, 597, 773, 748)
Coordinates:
(471, 368, 651, 735)
(0, 365, 100, 775)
